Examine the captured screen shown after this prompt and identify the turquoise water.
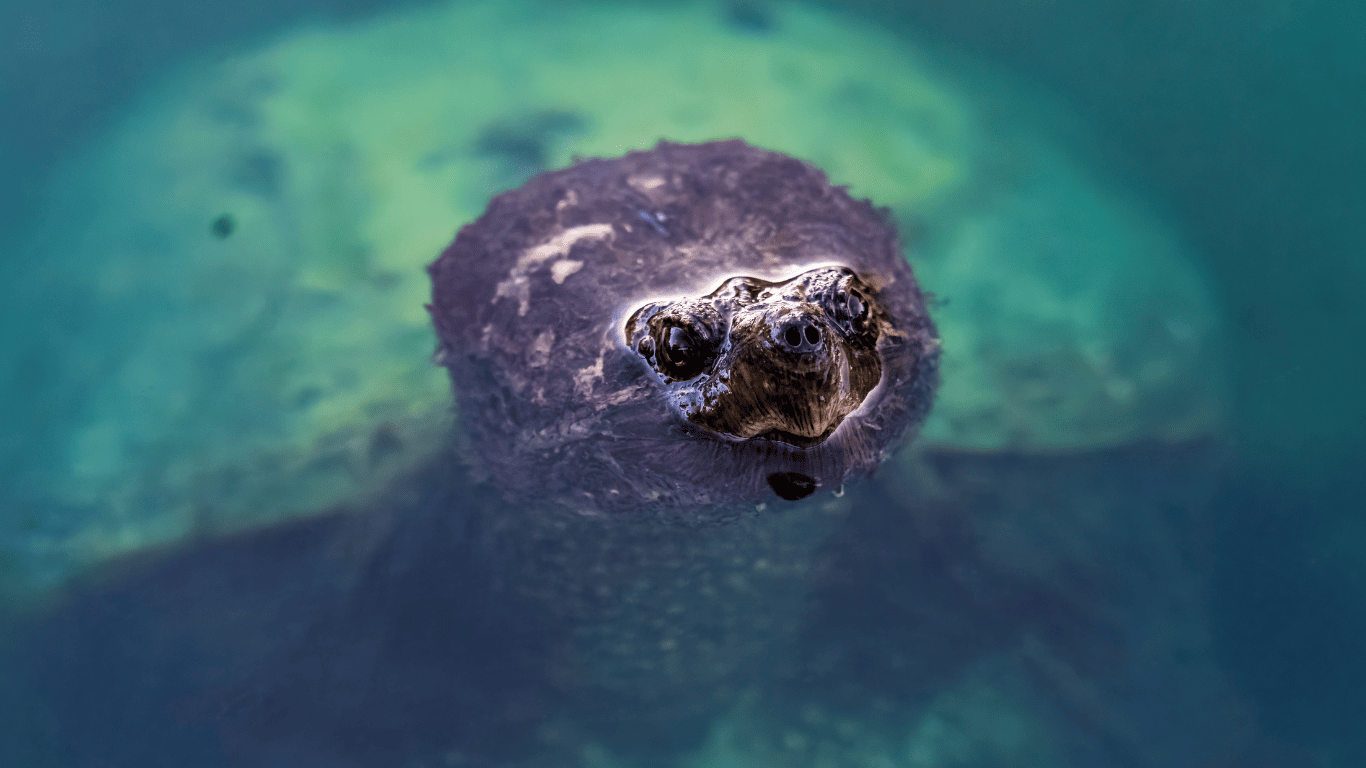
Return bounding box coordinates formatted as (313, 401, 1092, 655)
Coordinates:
(1, 1, 1361, 766)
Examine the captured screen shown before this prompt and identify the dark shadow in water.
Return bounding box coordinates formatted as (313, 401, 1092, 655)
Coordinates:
(784, 443, 1251, 768)
(12, 452, 558, 768)
(1211, 465, 1366, 761)
(8, 441, 1304, 768)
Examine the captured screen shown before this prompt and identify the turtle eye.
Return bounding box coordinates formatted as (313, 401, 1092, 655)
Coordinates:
(828, 288, 870, 335)
(845, 292, 867, 328)
(656, 324, 714, 380)
(636, 335, 656, 361)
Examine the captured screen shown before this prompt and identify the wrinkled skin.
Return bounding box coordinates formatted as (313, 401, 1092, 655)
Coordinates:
(428, 140, 939, 513)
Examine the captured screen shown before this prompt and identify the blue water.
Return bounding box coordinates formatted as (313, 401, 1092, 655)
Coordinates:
(2, 1, 1362, 766)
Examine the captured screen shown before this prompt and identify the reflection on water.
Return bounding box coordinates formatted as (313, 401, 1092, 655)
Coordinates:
(0, 0, 1360, 766)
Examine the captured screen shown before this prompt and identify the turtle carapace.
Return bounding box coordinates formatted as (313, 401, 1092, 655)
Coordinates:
(428, 140, 939, 511)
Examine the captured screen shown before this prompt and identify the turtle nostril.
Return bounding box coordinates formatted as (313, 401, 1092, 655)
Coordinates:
(778, 317, 822, 352)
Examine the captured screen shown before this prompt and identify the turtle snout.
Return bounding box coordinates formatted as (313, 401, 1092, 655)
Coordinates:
(773, 313, 824, 355)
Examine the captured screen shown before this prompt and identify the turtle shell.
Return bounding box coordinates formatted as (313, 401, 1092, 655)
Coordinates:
(428, 140, 938, 512)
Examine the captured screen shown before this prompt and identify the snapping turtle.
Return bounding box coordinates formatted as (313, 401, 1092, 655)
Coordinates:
(428, 139, 939, 511)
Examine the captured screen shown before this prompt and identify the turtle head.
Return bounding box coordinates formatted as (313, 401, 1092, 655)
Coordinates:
(625, 266, 885, 463)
